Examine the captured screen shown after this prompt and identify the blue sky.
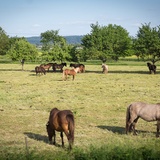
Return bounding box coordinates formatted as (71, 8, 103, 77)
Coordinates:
(0, 0, 159, 37)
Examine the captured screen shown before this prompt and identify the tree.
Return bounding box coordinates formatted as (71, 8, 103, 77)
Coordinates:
(69, 45, 85, 62)
(40, 30, 71, 62)
(0, 27, 10, 55)
(133, 23, 160, 64)
(81, 22, 132, 62)
(7, 38, 38, 61)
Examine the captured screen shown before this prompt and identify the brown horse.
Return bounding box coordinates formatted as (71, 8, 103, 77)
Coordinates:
(126, 102, 160, 137)
(35, 66, 46, 76)
(52, 63, 67, 72)
(70, 63, 85, 73)
(40, 63, 54, 72)
(46, 108, 75, 149)
(63, 67, 80, 81)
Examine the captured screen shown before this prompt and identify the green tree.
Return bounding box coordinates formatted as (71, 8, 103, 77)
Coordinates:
(40, 30, 71, 62)
(69, 45, 85, 62)
(133, 23, 160, 64)
(82, 22, 132, 62)
(0, 27, 10, 55)
(7, 38, 38, 61)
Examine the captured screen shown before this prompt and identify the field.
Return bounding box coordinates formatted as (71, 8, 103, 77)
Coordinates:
(0, 61, 160, 160)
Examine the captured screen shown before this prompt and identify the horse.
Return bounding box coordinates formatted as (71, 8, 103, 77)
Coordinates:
(46, 108, 75, 150)
(63, 67, 80, 81)
(126, 102, 160, 137)
(147, 62, 156, 74)
(102, 64, 108, 74)
(35, 66, 46, 76)
(52, 63, 67, 72)
(70, 63, 85, 73)
(40, 63, 54, 72)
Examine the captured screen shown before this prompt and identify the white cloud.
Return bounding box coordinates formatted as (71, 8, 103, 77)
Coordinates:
(32, 24, 40, 27)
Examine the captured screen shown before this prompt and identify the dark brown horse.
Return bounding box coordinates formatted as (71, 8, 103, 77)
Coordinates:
(147, 62, 156, 74)
(63, 67, 80, 80)
(126, 102, 160, 137)
(35, 66, 46, 76)
(52, 63, 67, 72)
(40, 63, 54, 72)
(46, 108, 75, 149)
(70, 63, 85, 73)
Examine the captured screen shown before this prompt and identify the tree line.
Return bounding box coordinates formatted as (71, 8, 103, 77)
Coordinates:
(0, 22, 160, 64)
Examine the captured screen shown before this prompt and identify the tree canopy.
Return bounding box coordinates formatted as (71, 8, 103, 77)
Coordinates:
(81, 22, 132, 62)
(40, 30, 71, 62)
(133, 23, 160, 64)
(7, 38, 38, 61)
(0, 27, 10, 55)
(1, 22, 160, 64)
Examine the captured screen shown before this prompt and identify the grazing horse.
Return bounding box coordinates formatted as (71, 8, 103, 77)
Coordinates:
(46, 108, 75, 150)
(126, 102, 160, 137)
(147, 62, 156, 74)
(52, 63, 67, 72)
(40, 63, 54, 72)
(102, 64, 108, 74)
(70, 63, 85, 73)
(35, 66, 46, 76)
(63, 67, 80, 81)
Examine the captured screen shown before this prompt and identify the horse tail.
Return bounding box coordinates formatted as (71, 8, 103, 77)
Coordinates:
(126, 104, 131, 134)
(67, 114, 75, 146)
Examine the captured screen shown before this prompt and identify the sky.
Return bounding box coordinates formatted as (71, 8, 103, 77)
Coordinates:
(0, 0, 160, 37)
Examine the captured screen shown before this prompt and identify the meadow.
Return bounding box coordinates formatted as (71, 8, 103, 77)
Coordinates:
(0, 60, 160, 160)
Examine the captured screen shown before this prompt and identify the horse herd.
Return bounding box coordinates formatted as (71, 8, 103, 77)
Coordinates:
(35, 62, 85, 80)
(35, 62, 157, 78)
(35, 62, 159, 149)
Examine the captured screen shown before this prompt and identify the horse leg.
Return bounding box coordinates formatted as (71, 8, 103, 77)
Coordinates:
(53, 130, 56, 145)
(63, 129, 72, 150)
(60, 132, 64, 147)
(156, 121, 160, 137)
(132, 117, 139, 135)
(126, 116, 138, 135)
(72, 75, 75, 81)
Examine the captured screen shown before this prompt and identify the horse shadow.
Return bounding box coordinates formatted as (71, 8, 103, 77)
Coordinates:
(24, 132, 63, 148)
(24, 132, 48, 144)
(97, 125, 125, 134)
(97, 125, 157, 135)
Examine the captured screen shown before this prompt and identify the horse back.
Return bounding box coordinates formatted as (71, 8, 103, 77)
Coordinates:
(49, 108, 74, 131)
(130, 102, 160, 121)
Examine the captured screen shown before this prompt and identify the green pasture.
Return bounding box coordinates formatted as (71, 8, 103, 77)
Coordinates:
(0, 61, 160, 160)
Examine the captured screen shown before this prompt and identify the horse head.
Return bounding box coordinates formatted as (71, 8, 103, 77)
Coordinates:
(74, 67, 80, 73)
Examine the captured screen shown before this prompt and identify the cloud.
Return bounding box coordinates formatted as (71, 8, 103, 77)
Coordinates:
(131, 23, 141, 27)
(32, 24, 40, 27)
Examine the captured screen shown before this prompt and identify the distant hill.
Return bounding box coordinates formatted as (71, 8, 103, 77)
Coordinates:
(26, 35, 84, 45)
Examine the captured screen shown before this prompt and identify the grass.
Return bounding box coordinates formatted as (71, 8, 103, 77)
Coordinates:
(0, 61, 160, 160)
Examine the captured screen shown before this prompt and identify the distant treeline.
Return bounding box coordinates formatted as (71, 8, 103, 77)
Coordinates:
(26, 35, 84, 45)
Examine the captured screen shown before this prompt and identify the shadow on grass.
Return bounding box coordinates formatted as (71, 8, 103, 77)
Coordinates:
(24, 132, 64, 148)
(0, 69, 30, 72)
(97, 125, 157, 136)
(86, 70, 155, 74)
(24, 132, 48, 144)
(97, 125, 125, 134)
